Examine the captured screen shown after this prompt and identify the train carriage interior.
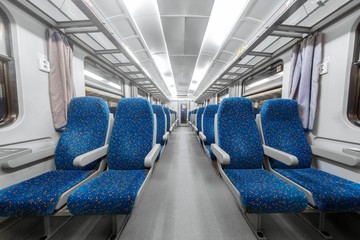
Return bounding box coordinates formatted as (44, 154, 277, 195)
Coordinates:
(1, 0, 360, 239)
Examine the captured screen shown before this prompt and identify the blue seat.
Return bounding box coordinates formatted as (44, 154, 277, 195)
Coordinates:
(0, 97, 110, 217)
(211, 98, 307, 237)
(200, 104, 218, 160)
(260, 99, 360, 213)
(152, 104, 167, 158)
(68, 98, 160, 219)
(195, 107, 205, 135)
(164, 107, 171, 132)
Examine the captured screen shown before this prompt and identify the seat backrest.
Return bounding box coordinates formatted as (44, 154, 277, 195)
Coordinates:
(55, 97, 110, 170)
(196, 107, 205, 132)
(202, 104, 219, 145)
(164, 107, 171, 131)
(108, 98, 154, 170)
(152, 104, 166, 145)
(260, 99, 312, 169)
(217, 98, 263, 169)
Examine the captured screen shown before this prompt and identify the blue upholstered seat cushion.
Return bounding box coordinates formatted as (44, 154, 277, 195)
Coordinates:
(202, 104, 219, 145)
(55, 97, 109, 170)
(68, 170, 148, 215)
(0, 170, 94, 217)
(108, 98, 154, 170)
(152, 105, 166, 145)
(224, 169, 307, 213)
(205, 144, 216, 160)
(218, 98, 264, 169)
(275, 168, 360, 212)
(260, 99, 312, 169)
(196, 107, 205, 132)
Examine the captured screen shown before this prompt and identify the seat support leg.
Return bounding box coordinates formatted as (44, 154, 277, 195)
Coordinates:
(108, 215, 131, 240)
(296, 213, 333, 239)
(243, 213, 266, 240)
(40, 216, 73, 240)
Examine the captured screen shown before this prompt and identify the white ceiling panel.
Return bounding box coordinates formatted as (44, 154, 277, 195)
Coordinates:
(247, 56, 265, 65)
(224, 39, 246, 53)
(217, 51, 235, 63)
(184, 18, 209, 55)
(134, 51, 150, 62)
(158, 0, 214, 16)
(124, 38, 145, 52)
(111, 18, 137, 39)
(233, 20, 261, 40)
(162, 17, 185, 55)
(91, 0, 125, 18)
(238, 55, 254, 65)
(245, 0, 286, 22)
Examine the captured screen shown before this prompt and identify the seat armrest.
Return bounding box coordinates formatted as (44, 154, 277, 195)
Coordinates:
(73, 145, 108, 167)
(312, 146, 360, 167)
(193, 126, 198, 132)
(199, 132, 206, 142)
(163, 132, 170, 141)
(263, 145, 298, 166)
(2, 146, 56, 169)
(144, 144, 161, 168)
(211, 144, 230, 165)
(170, 125, 174, 132)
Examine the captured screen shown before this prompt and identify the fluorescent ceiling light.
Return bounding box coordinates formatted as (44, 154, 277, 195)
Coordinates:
(84, 70, 122, 90)
(189, 0, 250, 94)
(122, 0, 177, 97)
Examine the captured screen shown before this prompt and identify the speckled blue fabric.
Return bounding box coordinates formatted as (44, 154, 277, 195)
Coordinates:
(205, 145, 216, 160)
(108, 98, 154, 170)
(196, 107, 205, 132)
(164, 107, 171, 131)
(224, 169, 307, 213)
(275, 168, 360, 212)
(152, 105, 166, 146)
(0, 97, 109, 217)
(68, 170, 148, 215)
(218, 98, 263, 169)
(55, 97, 110, 170)
(0, 170, 94, 216)
(260, 99, 312, 169)
(202, 104, 219, 145)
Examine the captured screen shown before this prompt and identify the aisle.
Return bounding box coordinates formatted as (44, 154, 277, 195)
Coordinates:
(119, 127, 256, 240)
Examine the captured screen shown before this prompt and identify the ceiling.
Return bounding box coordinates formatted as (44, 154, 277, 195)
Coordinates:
(10, 0, 360, 102)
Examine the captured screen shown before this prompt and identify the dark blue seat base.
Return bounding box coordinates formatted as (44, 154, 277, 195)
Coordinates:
(224, 169, 307, 213)
(275, 168, 360, 212)
(0, 170, 94, 217)
(68, 169, 148, 215)
(204, 145, 216, 160)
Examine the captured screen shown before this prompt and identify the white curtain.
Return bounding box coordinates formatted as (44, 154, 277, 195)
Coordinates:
(48, 29, 75, 131)
(289, 32, 322, 131)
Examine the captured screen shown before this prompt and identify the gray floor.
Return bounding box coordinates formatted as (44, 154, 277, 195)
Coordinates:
(1, 126, 360, 240)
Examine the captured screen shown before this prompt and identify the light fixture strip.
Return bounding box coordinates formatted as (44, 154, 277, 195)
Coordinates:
(122, 0, 177, 97)
(188, 0, 250, 95)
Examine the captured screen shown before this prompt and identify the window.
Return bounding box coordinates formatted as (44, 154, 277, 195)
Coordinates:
(242, 61, 283, 110)
(348, 23, 360, 126)
(0, 8, 18, 127)
(217, 88, 229, 104)
(84, 58, 124, 107)
(137, 88, 147, 99)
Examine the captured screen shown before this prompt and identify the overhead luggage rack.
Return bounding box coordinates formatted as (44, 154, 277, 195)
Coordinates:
(195, 0, 360, 103)
(8, 0, 170, 102)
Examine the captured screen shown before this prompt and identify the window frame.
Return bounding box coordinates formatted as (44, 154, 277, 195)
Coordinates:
(347, 22, 360, 127)
(0, 8, 18, 128)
